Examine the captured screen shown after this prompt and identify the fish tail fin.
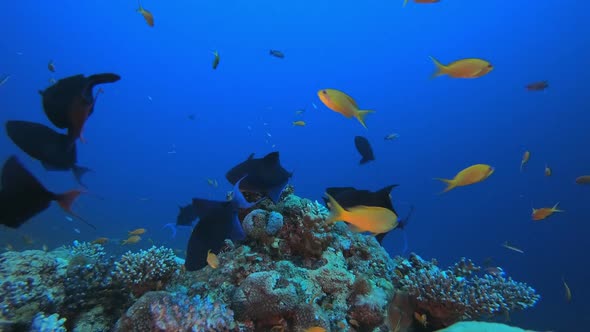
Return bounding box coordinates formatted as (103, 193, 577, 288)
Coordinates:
(55, 190, 96, 229)
(325, 193, 346, 224)
(72, 165, 92, 187)
(429, 56, 447, 78)
(553, 202, 564, 212)
(434, 178, 456, 193)
(355, 110, 374, 129)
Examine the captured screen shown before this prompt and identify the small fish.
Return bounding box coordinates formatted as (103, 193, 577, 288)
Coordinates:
(292, 120, 306, 126)
(48, 60, 55, 72)
(485, 266, 505, 277)
(502, 241, 524, 254)
(42, 244, 48, 251)
(434, 164, 495, 193)
(526, 80, 549, 91)
(312, 102, 318, 110)
(211, 50, 220, 69)
(129, 228, 147, 235)
(269, 49, 285, 58)
(520, 151, 530, 172)
(562, 277, 572, 302)
(0, 75, 10, 86)
(122, 235, 141, 245)
(354, 136, 375, 164)
(575, 175, 590, 185)
(92, 237, 109, 245)
(206, 250, 219, 268)
(545, 164, 552, 177)
(317, 89, 375, 129)
(74, 228, 80, 234)
(414, 312, 428, 327)
(5, 243, 13, 251)
(295, 109, 305, 115)
(207, 178, 219, 188)
(384, 133, 400, 140)
(266, 132, 272, 137)
(137, 0, 154, 27)
(429, 56, 493, 79)
(65, 216, 74, 222)
(403, 0, 440, 7)
(304, 327, 326, 332)
(532, 203, 563, 221)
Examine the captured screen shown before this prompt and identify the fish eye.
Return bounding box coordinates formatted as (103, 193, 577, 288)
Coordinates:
(487, 64, 493, 68)
(322, 90, 327, 94)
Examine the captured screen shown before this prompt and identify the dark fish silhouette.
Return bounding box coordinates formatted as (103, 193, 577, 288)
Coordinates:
(0, 156, 93, 229)
(323, 185, 411, 244)
(39, 73, 121, 142)
(354, 136, 375, 164)
(225, 152, 292, 203)
(269, 50, 285, 59)
(5, 120, 91, 186)
(185, 177, 254, 271)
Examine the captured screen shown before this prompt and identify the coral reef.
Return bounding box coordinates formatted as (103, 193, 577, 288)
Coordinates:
(113, 246, 181, 297)
(392, 253, 541, 329)
(0, 189, 541, 332)
(30, 312, 67, 332)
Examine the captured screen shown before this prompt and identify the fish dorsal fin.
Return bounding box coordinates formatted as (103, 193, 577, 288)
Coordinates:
(247, 153, 255, 160)
(263, 152, 280, 165)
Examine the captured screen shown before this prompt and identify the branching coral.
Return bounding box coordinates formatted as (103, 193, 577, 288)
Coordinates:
(114, 246, 180, 297)
(393, 253, 540, 329)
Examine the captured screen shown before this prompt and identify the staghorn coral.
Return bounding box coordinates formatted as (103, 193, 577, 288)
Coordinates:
(393, 253, 540, 329)
(113, 291, 237, 332)
(30, 312, 67, 332)
(114, 246, 181, 298)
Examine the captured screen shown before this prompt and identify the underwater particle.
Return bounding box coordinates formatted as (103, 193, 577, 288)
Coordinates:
(354, 136, 375, 164)
(48, 60, 55, 72)
(429, 56, 493, 79)
(531, 202, 563, 221)
(207, 178, 219, 188)
(325, 193, 398, 235)
(5, 120, 92, 187)
(575, 175, 590, 184)
(129, 228, 147, 235)
(269, 49, 285, 58)
(520, 151, 530, 172)
(295, 109, 305, 115)
(526, 80, 549, 91)
(212, 50, 220, 69)
(292, 120, 306, 126)
(39, 72, 120, 143)
(434, 164, 494, 193)
(122, 235, 141, 245)
(0, 155, 91, 229)
(137, 0, 154, 27)
(317, 88, 374, 129)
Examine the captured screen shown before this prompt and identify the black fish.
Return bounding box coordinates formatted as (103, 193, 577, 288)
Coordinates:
(225, 152, 292, 204)
(269, 50, 285, 59)
(323, 185, 407, 244)
(354, 136, 375, 164)
(0, 156, 93, 229)
(185, 177, 254, 271)
(39, 73, 120, 141)
(5, 120, 91, 186)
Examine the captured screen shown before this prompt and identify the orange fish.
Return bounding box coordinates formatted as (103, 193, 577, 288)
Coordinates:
(575, 175, 590, 185)
(325, 193, 398, 235)
(317, 89, 374, 128)
(207, 250, 219, 269)
(434, 164, 494, 193)
(137, 0, 154, 27)
(532, 203, 563, 221)
(429, 56, 493, 79)
(92, 237, 109, 245)
(122, 235, 141, 245)
(403, 0, 440, 6)
(129, 228, 147, 235)
(545, 164, 552, 177)
(304, 327, 326, 332)
(520, 151, 530, 172)
(526, 81, 548, 91)
(48, 60, 55, 72)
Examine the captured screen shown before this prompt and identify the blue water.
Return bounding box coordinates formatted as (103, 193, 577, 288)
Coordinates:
(1, 1, 588, 330)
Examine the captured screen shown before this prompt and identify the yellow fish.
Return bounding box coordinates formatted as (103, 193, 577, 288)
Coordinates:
(207, 250, 219, 269)
(317, 89, 374, 129)
(520, 151, 530, 172)
(129, 228, 147, 235)
(325, 193, 398, 235)
(292, 120, 306, 126)
(576, 175, 590, 185)
(122, 235, 141, 245)
(532, 203, 563, 221)
(435, 164, 494, 193)
(92, 237, 109, 245)
(304, 327, 326, 332)
(429, 56, 493, 79)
